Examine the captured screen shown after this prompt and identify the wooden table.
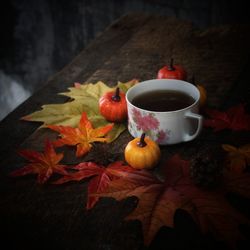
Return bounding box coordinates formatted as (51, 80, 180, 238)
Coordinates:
(1, 13, 250, 250)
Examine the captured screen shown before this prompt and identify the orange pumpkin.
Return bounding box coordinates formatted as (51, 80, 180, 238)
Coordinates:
(157, 58, 187, 80)
(99, 87, 127, 122)
(124, 133, 161, 169)
(197, 84, 207, 108)
(190, 75, 207, 108)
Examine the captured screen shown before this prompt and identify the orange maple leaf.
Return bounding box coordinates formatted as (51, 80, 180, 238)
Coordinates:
(222, 144, 250, 174)
(9, 140, 68, 184)
(95, 154, 249, 247)
(47, 112, 114, 157)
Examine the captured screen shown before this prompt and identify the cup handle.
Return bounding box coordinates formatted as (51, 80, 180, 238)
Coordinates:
(183, 112, 203, 142)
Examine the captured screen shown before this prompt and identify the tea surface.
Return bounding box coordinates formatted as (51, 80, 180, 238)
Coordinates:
(131, 90, 195, 111)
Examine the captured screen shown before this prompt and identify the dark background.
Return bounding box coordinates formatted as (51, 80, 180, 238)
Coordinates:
(1, 0, 250, 120)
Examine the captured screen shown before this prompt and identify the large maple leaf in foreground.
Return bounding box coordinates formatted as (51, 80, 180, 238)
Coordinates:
(95, 154, 250, 247)
(9, 140, 68, 184)
(204, 104, 250, 131)
(47, 112, 114, 157)
(54, 161, 134, 209)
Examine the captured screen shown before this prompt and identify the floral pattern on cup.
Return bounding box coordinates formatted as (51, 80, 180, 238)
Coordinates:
(156, 129, 171, 144)
(129, 107, 171, 143)
(132, 108, 159, 130)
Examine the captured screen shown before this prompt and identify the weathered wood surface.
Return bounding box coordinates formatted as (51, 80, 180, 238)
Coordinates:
(1, 13, 250, 250)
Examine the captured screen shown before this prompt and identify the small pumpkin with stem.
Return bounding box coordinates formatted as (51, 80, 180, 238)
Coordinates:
(157, 58, 187, 80)
(191, 75, 207, 108)
(99, 87, 127, 122)
(124, 133, 161, 169)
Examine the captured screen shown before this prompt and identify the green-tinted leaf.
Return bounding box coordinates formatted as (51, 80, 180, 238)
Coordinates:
(60, 81, 112, 100)
(22, 100, 90, 127)
(106, 123, 126, 141)
(117, 79, 138, 93)
(22, 80, 138, 141)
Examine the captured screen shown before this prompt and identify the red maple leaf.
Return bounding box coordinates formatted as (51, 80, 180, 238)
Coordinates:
(95, 154, 249, 248)
(47, 112, 114, 157)
(53, 161, 134, 209)
(9, 140, 68, 184)
(204, 104, 250, 131)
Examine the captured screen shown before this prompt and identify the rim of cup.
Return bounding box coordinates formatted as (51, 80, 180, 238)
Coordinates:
(126, 79, 200, 114)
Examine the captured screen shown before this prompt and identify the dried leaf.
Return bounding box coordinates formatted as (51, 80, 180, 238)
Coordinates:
(54, 161, 134, 209)
(222, 144, 250, 173)
(204, 104, 250, 131)
(9, 140, 68, 184)
(47, 112, 113, 157)
(95, 154, 249, 247)
(94, 155, 188, 245)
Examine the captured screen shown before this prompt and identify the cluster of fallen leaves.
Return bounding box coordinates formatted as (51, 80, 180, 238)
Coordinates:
(10, 144, 250, 248)
(21, 79, 138, 157)
(10, 81, 250, 249)
(22, 79, 138, 142)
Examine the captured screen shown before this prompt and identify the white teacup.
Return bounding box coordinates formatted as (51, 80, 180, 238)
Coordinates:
(126, 79, 203, 145)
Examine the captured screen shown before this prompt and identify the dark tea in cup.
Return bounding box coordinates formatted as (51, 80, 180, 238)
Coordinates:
(131, 89, 195, 112)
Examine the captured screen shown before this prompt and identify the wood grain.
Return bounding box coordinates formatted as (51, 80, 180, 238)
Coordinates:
(0, 13, 250, 250)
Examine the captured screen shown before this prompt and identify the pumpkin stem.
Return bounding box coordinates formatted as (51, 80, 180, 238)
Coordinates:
(112, 87, 121, 102)
(137, 133, 147, 147)
(191, 74, 196, 85)
(167, 58, 175, 71)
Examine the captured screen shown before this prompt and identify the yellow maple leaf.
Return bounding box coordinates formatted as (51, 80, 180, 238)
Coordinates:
(222, 144, 250, 173)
